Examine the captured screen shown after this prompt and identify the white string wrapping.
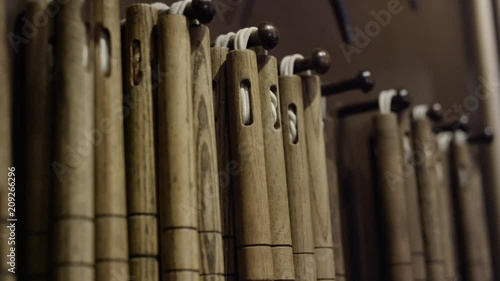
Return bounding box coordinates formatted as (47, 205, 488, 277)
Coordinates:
(378, 89, 397, 114)
(151, 2, 170, 12)
(412, 104, 429, 120)
(214, 32, 235, 48)
(454, 130, 470, 186)
(169, 0, 190, 14)
(239, 85, 251, 125)
(288, 108, 298, 143)
(269, 89, 278, 126)
(435, 132, 453, 181)
(99, 34, 110, 75)
(234, 27, 258, 50)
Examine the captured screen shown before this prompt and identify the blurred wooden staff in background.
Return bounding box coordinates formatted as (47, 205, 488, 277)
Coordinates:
(451, 131, 494, 281)
(372, 90, 413, 281)
(94, 0, 129, 280)
(24, 1, 53, 281)
(279, 54, 316, 281)
(411, 106, 446, 281)
(0, 0, 13, 280)
(124, 3, 160, 281)
(52, 0, 94, 280)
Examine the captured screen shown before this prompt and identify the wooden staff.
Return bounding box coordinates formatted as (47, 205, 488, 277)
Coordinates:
(469, 0, 500, 272)
(372, 112, 413, 281)
(94, 0, 129, 280)
(450, 133, 493, 281)
(412, 116, 446, 281)
(279, 74, 316, 281)
(211, 46, 237, 281)
(23, 1, 53, 280)
(257, 54, 295, 281)
(397, 111, 426, 281)
(124, 4, 159, 281)
(0, 1, 13, 280)
(302, 74, 336, 281)
(226, 49, 274, 281)
(52, 0, 94, 279)
(435, 133, 460, 281)
(190, 24, 225, 281)
(157, 13, 200, 281)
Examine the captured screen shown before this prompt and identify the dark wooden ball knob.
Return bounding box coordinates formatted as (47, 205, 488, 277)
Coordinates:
(427, 103, 443, 122)
(191, 0, 215, 24)
(391, 89, 411, 112)
(356, 70, 375, 93)
(257, 22, 279, 50)
(311, 49, 331, 74)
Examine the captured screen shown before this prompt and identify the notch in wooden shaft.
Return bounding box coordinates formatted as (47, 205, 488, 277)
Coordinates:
(321, 70, 374, 96)
(468, 127, 494, 144)
(293, 49, 331, 74)
(432, 115, 470, 133)
(337, 88, 410, 117)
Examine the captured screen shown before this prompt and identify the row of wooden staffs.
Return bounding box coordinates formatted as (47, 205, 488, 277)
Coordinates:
(0, 0, 354, 281)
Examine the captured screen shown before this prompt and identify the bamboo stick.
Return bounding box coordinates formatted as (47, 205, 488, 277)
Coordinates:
(279, 75, 316, 281)
(0, 1, 13, 280)
(412, 118, 446, 281)
(469, 0, 500, 275)
(257, 55, 295, 281)
(323, 116, 347, 281)
(190, 25, 225, 281)
(451, 134, 493, 281)
(94, 0, 129, 280)
(52, 0, 94, 280)
(124, 4, 159, 281)
(372, 113, 413, 281)
(24, 1, 53, 280)
(157, 13, 200, 281)
(211, 46, 238, 281)
(226, 49, 274, 281)
(397, 112, 426, 281)
(301, 75, 336, 281)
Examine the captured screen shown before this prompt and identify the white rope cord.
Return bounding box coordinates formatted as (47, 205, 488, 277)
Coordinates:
(402, 135, 412, 163)
(269, 89, 278, 126)
(435, 132, 453, 181)
(378, 89, 397, 114)
(214, 32, 235, 48)
(412, 104, 429, 120)
(234, 28, 257, 125)
(151, 2, 170, 12)
(99, 33, 110, 75)
(288, 108, 298, 143)
(169, 0, 191, 14)
(239, 84, 251, 125)
(454, 130, 470, 186)
(234, 27, 258, 50)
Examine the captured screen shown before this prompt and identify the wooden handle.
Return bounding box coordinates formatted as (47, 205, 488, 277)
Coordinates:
(23, 1, 53, 280)
(451, 139, 494, 281)
(0, 1, 13, 280)
(257, 55, 295, 281)
(412, 118, 446, 281)
(302, 75, 336, 281)
(226, 49, 274, 281)
(372, 113, 413, 281)
(157, 13, 200, 281)
(279, 75, 316, 281)
(94, 0, 129, 280)
(211, 46, 238, 281)
(124, 4, 159, 281)
(190, 25, 224, 281)
(397, 112, 427, 281)
(434, 135, 460, 281)
(52, 0, 94, 280)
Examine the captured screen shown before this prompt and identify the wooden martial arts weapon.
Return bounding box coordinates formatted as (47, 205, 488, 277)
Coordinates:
(0, 1, 13, 280)
(412, 112, 446, 281)
(328, 0, 354, 43)
(468, 1, 500, 272)
(189, 15, 225, 281)
(94, 1, 129, 280)
(24, 1, 53, 280)
(372, 110, 414, 281)
(294, 50, 337, 281)
(450, 131, 494, 281)
(337, 89, 410, 117)
(434, 132, 460, 281)
(279, 57, 316, 281)
(397, 110, 427, 281)
(256, 31, 295, 281)
(225, 30, 275, 281)
(52, 0, 94, 279)
(321, 70, 375, 95)
(211, 44, 235, 281)
(124, 4, 159, 281)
